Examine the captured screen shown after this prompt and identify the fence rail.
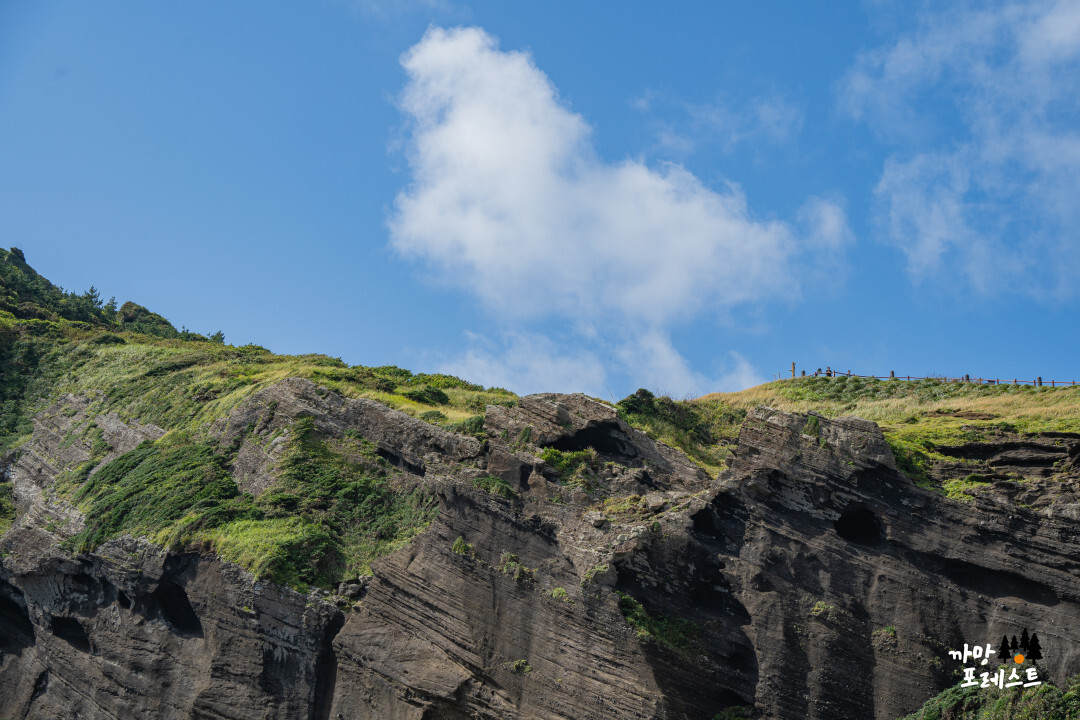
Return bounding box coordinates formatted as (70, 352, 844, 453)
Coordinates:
(774, 364, 1078, 387)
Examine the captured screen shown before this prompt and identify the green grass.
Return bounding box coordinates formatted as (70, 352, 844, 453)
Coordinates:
(0, 483, 15, 535)
(616, 590, 702, 659)
(616, 388, 744, 477)
(539, 447, 601, 488)
(59, 415, 439, 589)
(197, 517, 338, 590)
(67, 441, 251, 553)
(700, 376, 1080, 496)
(472, 474, 517, 500)
(898, 671, 1080, 719)
(0, 252, 517, 586)
(941, 474, 997, 502)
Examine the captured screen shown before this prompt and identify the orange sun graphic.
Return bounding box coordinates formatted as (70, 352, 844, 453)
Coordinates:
(1014, 653, 1025, 664)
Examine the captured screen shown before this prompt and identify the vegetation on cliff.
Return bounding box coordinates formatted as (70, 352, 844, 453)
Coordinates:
(613, 375, 1080, 494)
(4, 245, 1079, 588)
(0, 248, 507, 589)
(898, 670, 1080, 719)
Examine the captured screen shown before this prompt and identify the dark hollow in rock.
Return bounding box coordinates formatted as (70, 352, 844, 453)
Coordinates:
(374, 447, 426, 476)
(835, 506, 884, 544)
(50, 616, 91, 653)
(0, 580, 34, 652)
(29, 670, 48, 703)
(150, 581, 203, 638)
(549, 423, 640, 461)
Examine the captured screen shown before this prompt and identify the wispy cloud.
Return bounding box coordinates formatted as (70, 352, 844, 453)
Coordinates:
(843, 0, 1080, 300)
(634, 90, 803, 156)
(441, 332, 608, 396)
(390, 27, 848, 395)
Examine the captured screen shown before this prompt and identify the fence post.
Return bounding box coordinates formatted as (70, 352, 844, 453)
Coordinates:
(801, 370, 806, 377)
(1051, 380, 1055, 387)
(1037, 376, 1042, 387)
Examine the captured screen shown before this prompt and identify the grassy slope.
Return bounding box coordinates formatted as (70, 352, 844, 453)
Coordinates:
(0, 248, 513, 590)
(697, 376, 1080, 492)
(613, 376, 1080, 484)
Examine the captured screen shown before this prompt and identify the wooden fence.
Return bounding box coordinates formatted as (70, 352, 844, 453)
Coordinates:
(774, 363, 1078, 387)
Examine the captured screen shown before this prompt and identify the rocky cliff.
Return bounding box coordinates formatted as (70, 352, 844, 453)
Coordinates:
(2, 379, 1080, 719)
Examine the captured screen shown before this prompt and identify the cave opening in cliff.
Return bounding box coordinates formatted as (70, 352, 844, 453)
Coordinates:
(151, 581, 204, 638)
(549, 424, 640, 461)
(0, 580, 34, 651)
(51, 616, 92, 653)
(834, 506, 884, 544)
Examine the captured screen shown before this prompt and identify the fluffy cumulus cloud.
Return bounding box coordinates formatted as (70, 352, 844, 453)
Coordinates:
(844, 0, 1080, 300)
(390, 27, 847, 395)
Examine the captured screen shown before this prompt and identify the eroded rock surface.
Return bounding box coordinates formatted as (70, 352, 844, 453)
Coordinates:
(3, 386, 1080, 720)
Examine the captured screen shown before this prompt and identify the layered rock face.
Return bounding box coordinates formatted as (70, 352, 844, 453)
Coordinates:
(2, 384, 1079, 719)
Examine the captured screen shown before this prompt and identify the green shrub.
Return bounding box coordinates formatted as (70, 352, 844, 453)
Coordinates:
(539, 447, 599, 488)
(409, 373, 483, 391)
(897, 670, 1080, 719)
(473, 474, 517, 500)
(403, 386, 450, 405)
(551, 587, 572, 603)
(616, 591, 702, 659)
(615, 388, 741, 476)
(499, 552, 535, 584)
(420, 410, 446, 423)
(451, 535, 472, 556)
(0, 482, 15, 535)
(505, 659, 531, 675)
(447, 415, 486, 438)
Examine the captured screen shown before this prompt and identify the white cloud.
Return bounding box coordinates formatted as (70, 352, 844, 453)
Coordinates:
(615, 332, 766, 398)
(436, 330, 765, 399)
(634, 90, 803, 156)
(439, 332, 608, 396)
(392, 27, 844, 324)
(844, 1, 1080, 299)
(390, 27, 848, 395)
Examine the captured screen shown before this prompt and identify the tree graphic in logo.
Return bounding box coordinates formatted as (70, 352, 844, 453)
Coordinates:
(996, 629, 1041, 664)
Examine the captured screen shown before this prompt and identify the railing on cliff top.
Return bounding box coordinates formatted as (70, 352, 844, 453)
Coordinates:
(773, 364, 1078, 387)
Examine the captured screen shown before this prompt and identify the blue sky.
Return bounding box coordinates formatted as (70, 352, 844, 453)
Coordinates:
(2, 1, 1078, 399)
